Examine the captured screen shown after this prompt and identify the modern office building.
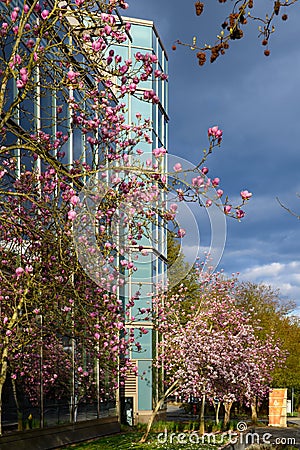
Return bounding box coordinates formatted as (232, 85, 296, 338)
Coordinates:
(114, 17, 169, 424)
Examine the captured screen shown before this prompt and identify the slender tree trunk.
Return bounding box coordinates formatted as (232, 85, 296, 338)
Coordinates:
(213, 400, 220, 425)
(199, 393, 206, 435)
(12, 379, 23, 431)
(0, 294, 26, 435)
(0, 339, 9, 436)
(251, 397, 258, 424)
(0, 381, 4, 436)
(139, 380, 179, 443)
(223, 401, 233, 429)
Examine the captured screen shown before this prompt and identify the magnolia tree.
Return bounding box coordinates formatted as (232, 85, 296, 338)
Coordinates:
(140, 269, 285, 441)
(174, 0, 298, 65)
(0, 0, 252, 434)
(0, 168, 148, 431)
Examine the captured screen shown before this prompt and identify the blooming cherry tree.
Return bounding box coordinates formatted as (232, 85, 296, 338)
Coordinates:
(141, 269, 285, 440)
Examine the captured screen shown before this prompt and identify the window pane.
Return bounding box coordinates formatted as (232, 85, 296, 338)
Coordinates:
(131, 24, 152, 48)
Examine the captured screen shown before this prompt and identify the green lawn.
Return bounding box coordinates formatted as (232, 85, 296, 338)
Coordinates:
(63, 431, 226, 449)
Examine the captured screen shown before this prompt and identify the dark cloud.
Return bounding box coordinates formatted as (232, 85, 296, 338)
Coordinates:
(124, 1, 300, 312)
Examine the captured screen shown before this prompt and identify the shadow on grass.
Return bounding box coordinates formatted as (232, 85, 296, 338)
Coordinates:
(62, 428, 227, 449)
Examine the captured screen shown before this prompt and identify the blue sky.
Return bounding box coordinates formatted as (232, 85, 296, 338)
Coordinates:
(124, 1, 300, 314)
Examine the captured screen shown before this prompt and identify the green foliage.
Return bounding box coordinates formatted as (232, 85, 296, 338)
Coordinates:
(167, 232, 200, 313)
(235, 282, 300, 389)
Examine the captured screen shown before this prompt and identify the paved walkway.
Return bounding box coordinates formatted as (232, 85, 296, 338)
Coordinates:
(249, 425, 300, 448)
(288, 417, 300, 426)
(167, 404, 300, 448)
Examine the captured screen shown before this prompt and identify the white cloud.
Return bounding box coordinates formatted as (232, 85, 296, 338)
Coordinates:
(239, 261, 300, 315)
(243, 262, 284, 278)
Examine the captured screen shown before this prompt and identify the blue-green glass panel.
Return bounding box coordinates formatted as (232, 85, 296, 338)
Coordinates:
(73, 127, 84, 162)
(158, 44, 163, 67)
(134, 257, 152, 280)
(152, 30, 158, 56)
(114, 44, 128, 62)
(130, 282, 153, 298)
(138, 360, 152, 410)
(131, 96, 151, 121)
(40, 78, 54, 134)
(132, 329, 152, 360)
(152, 104, 157, 127)
(152, 130, 158, 147)
(85, 144, 93, 168)
(158, 80, 162, 105)
(164, 119, 168, 148)
(136, 233, 152, 247)
(134, 149, 153, 165)
(56, 90, 70, 165)
(130, 283, 153, 318)
(131, 24, 152, 48)
(158, 108, 163, 142)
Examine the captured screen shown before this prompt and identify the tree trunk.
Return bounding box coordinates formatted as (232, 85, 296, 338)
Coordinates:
(213, 400, 220, 425)
(251, 397, 258, 424)
(223, 401, 233, 429)
(12, 378, 23, 431)
(0, 294, 26, 435)
(0, 382, 3, 436)
(199, 393, 206, 435)
(139, 380, 179, 443)
(0, 339, 9, 436)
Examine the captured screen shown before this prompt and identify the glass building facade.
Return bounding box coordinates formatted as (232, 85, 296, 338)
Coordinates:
(114, 17, 168, 423)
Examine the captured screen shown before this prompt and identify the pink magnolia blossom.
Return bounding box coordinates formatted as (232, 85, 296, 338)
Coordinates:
(236, 209, 245, 219)
(15, 267, 24, 277)
(177, 228, 186, 238)
(208, 125, 223, 141)
(70, 195, 79, 206)
(20, 67, 28, 83)
(16, 80, 25, 89)
(152, 147, 166, 158)
(240, 190, 252, 200)
(173, 163, 182, 172)
(11, 10, 18, 22)
(67, 70, 79, 82)
(41, 9, 50, 20)
(224, 205, 232, 214)
(68, 210, 77, 221)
